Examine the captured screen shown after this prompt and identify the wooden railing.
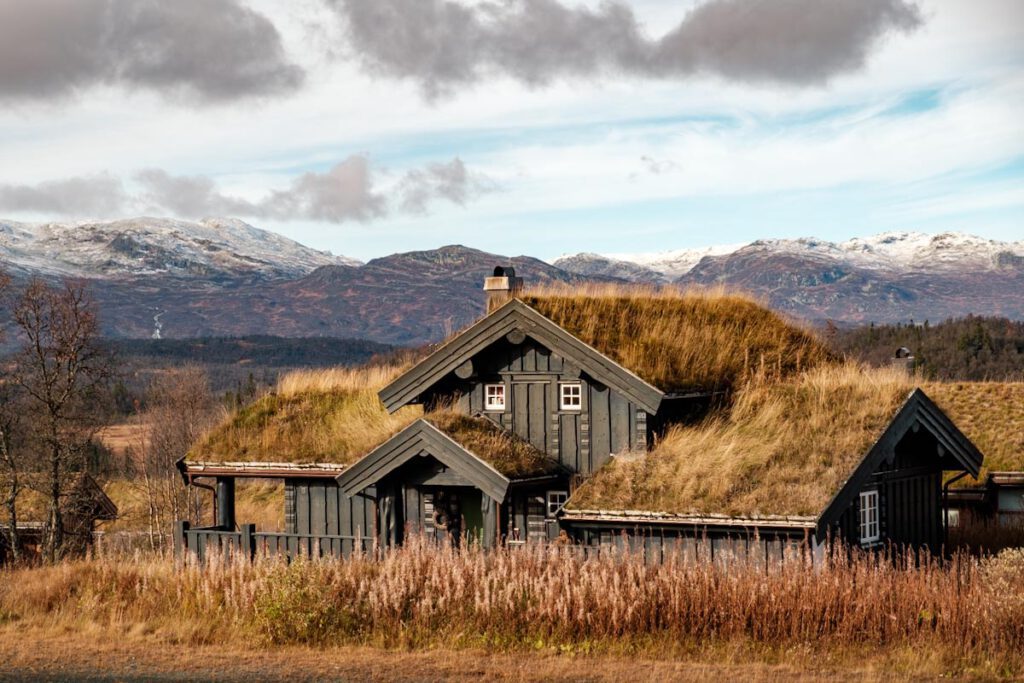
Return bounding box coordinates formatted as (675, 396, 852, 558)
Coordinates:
(174, 521, 374, 563)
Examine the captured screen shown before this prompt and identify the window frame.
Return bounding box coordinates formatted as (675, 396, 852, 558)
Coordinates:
(559, 382, 582, 411)
(484, 383, 506, 412)
(546, 490, 569, 518)
(859, 489, 880, 545)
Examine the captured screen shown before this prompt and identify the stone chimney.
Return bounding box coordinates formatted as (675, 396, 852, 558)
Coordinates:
(484, 266, 523, 312)
(892, 346, 915, 376)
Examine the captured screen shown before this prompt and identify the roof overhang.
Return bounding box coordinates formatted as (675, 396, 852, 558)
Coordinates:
(816, 387, 985, 542)
(378, 299, 664, 414)
(990, 471, 1024, 486)
(562, 509, 816, 531)
(180, 460, 349, 480)
(336, 419, 511, 502)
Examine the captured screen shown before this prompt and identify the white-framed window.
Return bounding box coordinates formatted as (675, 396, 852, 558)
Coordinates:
(559, 382, 582, 411)
(859, 490, 880, 544)
(484, 383, 506, 411)
(546, 491, 568, 518)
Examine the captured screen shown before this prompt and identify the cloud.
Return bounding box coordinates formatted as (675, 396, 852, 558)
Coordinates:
(1, 157, 495, 223)
(0, 175, 128, 215)
(333, 0, 923, 97)
(0, 0, 303, 103)
(397, 158, 495, 214)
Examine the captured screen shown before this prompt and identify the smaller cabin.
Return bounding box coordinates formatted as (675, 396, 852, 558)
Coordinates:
(0, 474, 118, 562)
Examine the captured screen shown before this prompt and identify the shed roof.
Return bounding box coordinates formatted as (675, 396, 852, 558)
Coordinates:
(186, 365, 422, 465)
(924, 381, 1024, 480)
(566, 365, 981, 520)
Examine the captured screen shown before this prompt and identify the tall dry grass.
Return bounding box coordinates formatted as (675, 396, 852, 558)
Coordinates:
(1, 538, 1022, 671)
(572, 364, 914, 517)
(521, 285, 836, 392)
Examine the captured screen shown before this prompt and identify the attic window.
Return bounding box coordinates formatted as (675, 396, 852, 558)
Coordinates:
(859, 490, 880, 545)
(484, 383, 506, 411)
(559, 382, 582, 411)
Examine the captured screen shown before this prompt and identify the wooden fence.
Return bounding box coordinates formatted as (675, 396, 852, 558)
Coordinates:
(174, 521, 374, 563)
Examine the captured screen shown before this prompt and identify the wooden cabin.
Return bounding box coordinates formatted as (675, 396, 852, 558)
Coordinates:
(0, 473, 118, 562)
(177, 274, 989, 562)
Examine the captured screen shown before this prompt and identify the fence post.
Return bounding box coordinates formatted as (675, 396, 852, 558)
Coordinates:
(173, 520, 190, 564)
(241, 524, 256, 563)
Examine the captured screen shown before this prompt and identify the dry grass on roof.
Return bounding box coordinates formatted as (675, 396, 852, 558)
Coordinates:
(188, 364, 421, 465)
(424, 411, 561, 479)
(568, 364, 913, 518)
(926, 381, 1024, 479)
(520, 285, 836, 393)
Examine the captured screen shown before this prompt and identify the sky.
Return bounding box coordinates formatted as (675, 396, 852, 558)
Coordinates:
(0, 0, 1022, 261)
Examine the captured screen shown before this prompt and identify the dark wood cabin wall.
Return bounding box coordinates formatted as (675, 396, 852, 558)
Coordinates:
(429, 337, 646, 476)
(291, 479, 375, 540)
(833, 428, 946, 552)
(565, 523, 809, 566)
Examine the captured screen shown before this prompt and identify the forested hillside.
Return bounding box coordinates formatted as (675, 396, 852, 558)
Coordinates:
(832, 316, 1024, 381)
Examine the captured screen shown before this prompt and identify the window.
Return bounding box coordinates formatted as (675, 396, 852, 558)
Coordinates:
(859, 490, 880, 544)
(546, 491, 568, 517)
(484, 383, 505, 411)
(559, 382, 582, 411)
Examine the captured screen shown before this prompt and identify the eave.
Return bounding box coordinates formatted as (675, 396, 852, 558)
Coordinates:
(180, 459, 349, 480)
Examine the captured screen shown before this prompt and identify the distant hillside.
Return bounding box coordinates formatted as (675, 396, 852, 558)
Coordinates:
(832, 316, 1024, 381)
(109, 335, 393, 368)
(2, 219, 1022, 346)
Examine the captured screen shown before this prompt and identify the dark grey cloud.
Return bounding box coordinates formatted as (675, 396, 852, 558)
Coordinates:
(0, 175, 128, 215)
(334, 0, 923, 97)
(0, 0, 303, 103)
(1, 157, 495, 223)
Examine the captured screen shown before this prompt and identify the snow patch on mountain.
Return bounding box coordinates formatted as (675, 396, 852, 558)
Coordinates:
(0, 217, 359, 280)
(553, 232, 1024, 282)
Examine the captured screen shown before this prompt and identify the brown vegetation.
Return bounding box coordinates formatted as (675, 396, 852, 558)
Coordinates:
(426, 412, 561, 478)
(522, 286, 836, 392)
(926, 381, 1024, 478)
(1, 540, 1022, 676)
(571, 364, 913, 517)
(189, 365, 422, 464)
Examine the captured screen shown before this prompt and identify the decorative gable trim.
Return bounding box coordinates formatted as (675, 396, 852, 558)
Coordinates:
(336, 419, 511, 502)
(378, 299, 664, 414)
(815, 388, 983, 541)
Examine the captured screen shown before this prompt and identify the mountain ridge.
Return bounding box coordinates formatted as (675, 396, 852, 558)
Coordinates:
(1, 218, 1021, 346)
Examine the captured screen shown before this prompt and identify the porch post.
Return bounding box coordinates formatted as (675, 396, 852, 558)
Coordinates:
(482, 494, 498, 548)
(216, 478, 236, 530)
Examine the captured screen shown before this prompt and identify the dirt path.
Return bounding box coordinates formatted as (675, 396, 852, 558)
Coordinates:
(0, 631, 943, 682)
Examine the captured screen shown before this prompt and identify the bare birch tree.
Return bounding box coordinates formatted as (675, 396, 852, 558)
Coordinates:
(9, 278, 114, 562)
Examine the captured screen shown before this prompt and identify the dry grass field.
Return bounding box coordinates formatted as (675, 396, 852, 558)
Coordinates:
(1, 539, 1022, 680)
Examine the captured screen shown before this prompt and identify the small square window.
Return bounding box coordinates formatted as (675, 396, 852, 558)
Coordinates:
(859, 490, 880, 544)
(546, 491, 568, 517)
(484, 383, 505, 411)
(559, 383, 582, 411)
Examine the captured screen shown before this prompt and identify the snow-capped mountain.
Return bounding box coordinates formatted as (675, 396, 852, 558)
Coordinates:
(0, 217, 359, 280)
(553, 232, 1024, 282)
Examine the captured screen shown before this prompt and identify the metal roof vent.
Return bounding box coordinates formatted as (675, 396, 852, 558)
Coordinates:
(484, 266, 524, 312)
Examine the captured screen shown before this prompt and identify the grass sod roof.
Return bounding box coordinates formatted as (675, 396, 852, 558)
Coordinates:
(424, 412, 562, 479)
(188, 367, 561, 477)
(187, 366, 423, 465)
(925, 381, 1024, 479)
(567, 365, 916, 519)
(520, 286, 836, 394)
